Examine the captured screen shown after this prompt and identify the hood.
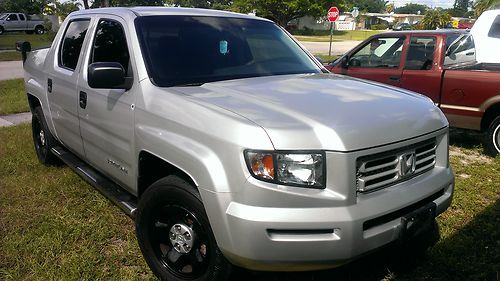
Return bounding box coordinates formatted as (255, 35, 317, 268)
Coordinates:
(173, 73, 447, 151)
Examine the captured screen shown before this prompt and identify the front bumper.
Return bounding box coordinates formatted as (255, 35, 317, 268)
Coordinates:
(214, 167, 453, 271)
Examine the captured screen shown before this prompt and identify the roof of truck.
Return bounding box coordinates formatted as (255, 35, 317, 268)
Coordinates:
(71, 6, 271, 22)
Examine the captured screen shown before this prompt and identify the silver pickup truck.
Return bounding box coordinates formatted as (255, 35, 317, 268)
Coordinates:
(0, 13, 45, 35)
(19, 7, 454, 281)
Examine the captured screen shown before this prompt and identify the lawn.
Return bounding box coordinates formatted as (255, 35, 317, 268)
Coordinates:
(0, 51, 21, 62)
(0, 33, 54, 50)
(0, 79, 29, 115)
(314, 54, 338, 64)
(294, 30, 383, 42)
(0, 125, 498, 280)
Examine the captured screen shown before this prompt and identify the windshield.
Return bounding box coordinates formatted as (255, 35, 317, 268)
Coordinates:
(0, 14, 8, 20)
(135, 16, 321, 87)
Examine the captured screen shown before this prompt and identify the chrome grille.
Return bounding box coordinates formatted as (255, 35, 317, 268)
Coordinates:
(357, 138, 437, 192)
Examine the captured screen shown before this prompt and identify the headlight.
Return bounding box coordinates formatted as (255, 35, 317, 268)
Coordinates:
(244, 150, 325, 188)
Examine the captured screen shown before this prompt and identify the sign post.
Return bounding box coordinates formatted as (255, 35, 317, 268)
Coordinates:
(327, 7, 340, 56)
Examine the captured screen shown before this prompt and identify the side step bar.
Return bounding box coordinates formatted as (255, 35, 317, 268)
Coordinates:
(51, 146, 138, 218)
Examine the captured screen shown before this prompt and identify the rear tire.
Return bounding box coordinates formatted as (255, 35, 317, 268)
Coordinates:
(35, 25, 44, 35)
(135, 176, 232, 281)
(32, 107, 60, 165)
(0, 27, 4, 35)
(486, 116, 500, 156)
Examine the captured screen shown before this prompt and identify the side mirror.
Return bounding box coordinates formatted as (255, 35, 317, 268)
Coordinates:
(88, 62, 132, 90)
(16, 41, 31, 63)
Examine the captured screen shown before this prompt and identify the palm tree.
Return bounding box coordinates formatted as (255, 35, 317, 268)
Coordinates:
(421, 9, 452, 29)
(474, 0, 500, 16)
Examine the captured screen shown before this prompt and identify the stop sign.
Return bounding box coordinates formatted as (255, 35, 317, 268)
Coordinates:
(327, 7, 340, 22)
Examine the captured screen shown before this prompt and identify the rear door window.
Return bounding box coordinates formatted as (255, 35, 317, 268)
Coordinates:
(18, 14, 25, 21)
(60, 19, 90, 71)
(405, 36, 436, 70)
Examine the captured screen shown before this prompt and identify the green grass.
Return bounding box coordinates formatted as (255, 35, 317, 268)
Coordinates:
(0, 33, 54, 50)
(314, 54, 338, 63)
(0, 51, 21, 61)
(0, 125, 498, 280)
(0, 124, 155, 280)
(294, 30, 384, 42)
(0, 79, 29, 115)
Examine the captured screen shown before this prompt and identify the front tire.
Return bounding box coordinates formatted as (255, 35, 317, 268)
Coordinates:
(0, 26, 4, 35)
(32, 107, 60, 165)
(486, 116, 500, 156)
(135, 176, 232, 281)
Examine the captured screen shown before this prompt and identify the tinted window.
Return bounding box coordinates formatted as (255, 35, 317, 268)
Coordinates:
(60, 20, 90, 70)
(7, 14, 18, 21)
(488, 15, 500, 38)
(135, 16, 320, 87)
(445, 34, 461, 50)
(444, 34, 476, 67)
(405, 36, 436, 70)
(18, 14, 25, 21)
(349, 37, 404, 68)
(91, 19, 130, 75)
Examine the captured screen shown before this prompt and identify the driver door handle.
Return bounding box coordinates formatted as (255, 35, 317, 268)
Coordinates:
(79, 91, 87, 109)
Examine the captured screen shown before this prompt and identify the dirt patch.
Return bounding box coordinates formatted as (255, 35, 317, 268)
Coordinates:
(450, 147, 493, 165)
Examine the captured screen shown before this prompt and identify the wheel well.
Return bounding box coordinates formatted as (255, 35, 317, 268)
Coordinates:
(138, 151, 197, 197)
(27, 93, 41, 112)
(481, 103, 500, 131)
(35, 25, 44, 29)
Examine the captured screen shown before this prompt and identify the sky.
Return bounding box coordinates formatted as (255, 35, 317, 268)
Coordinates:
(392, 0, 455, 8)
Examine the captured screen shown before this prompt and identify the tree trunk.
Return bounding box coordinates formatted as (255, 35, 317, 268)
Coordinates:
(82, 0, 90, 9)
(103, 0, 110, 7)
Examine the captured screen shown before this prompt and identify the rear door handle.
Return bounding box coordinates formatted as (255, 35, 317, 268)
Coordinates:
(389, 75, 401, 81)
(47, 79, 52, 93)
(79, 91, 87, 109)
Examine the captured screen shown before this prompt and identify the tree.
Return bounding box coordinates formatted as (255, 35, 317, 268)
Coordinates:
(44, 0, 81, 19)
(474, 0, 500, 16)
(345, 0, 386, 13)
(421, 8, 452, 29)
(164, 0, 232, 10)
(394, 3, 429, 14)
(233, 0, 346, 27)
(0, 0, 48, 14)
(91, 0, 163, 7)
(82, 0, 90, 9)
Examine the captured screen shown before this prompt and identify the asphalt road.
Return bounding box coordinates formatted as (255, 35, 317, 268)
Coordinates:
(300, 40, 360, 55)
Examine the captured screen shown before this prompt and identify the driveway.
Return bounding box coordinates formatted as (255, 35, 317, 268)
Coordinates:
(0, 60, 23, 81)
